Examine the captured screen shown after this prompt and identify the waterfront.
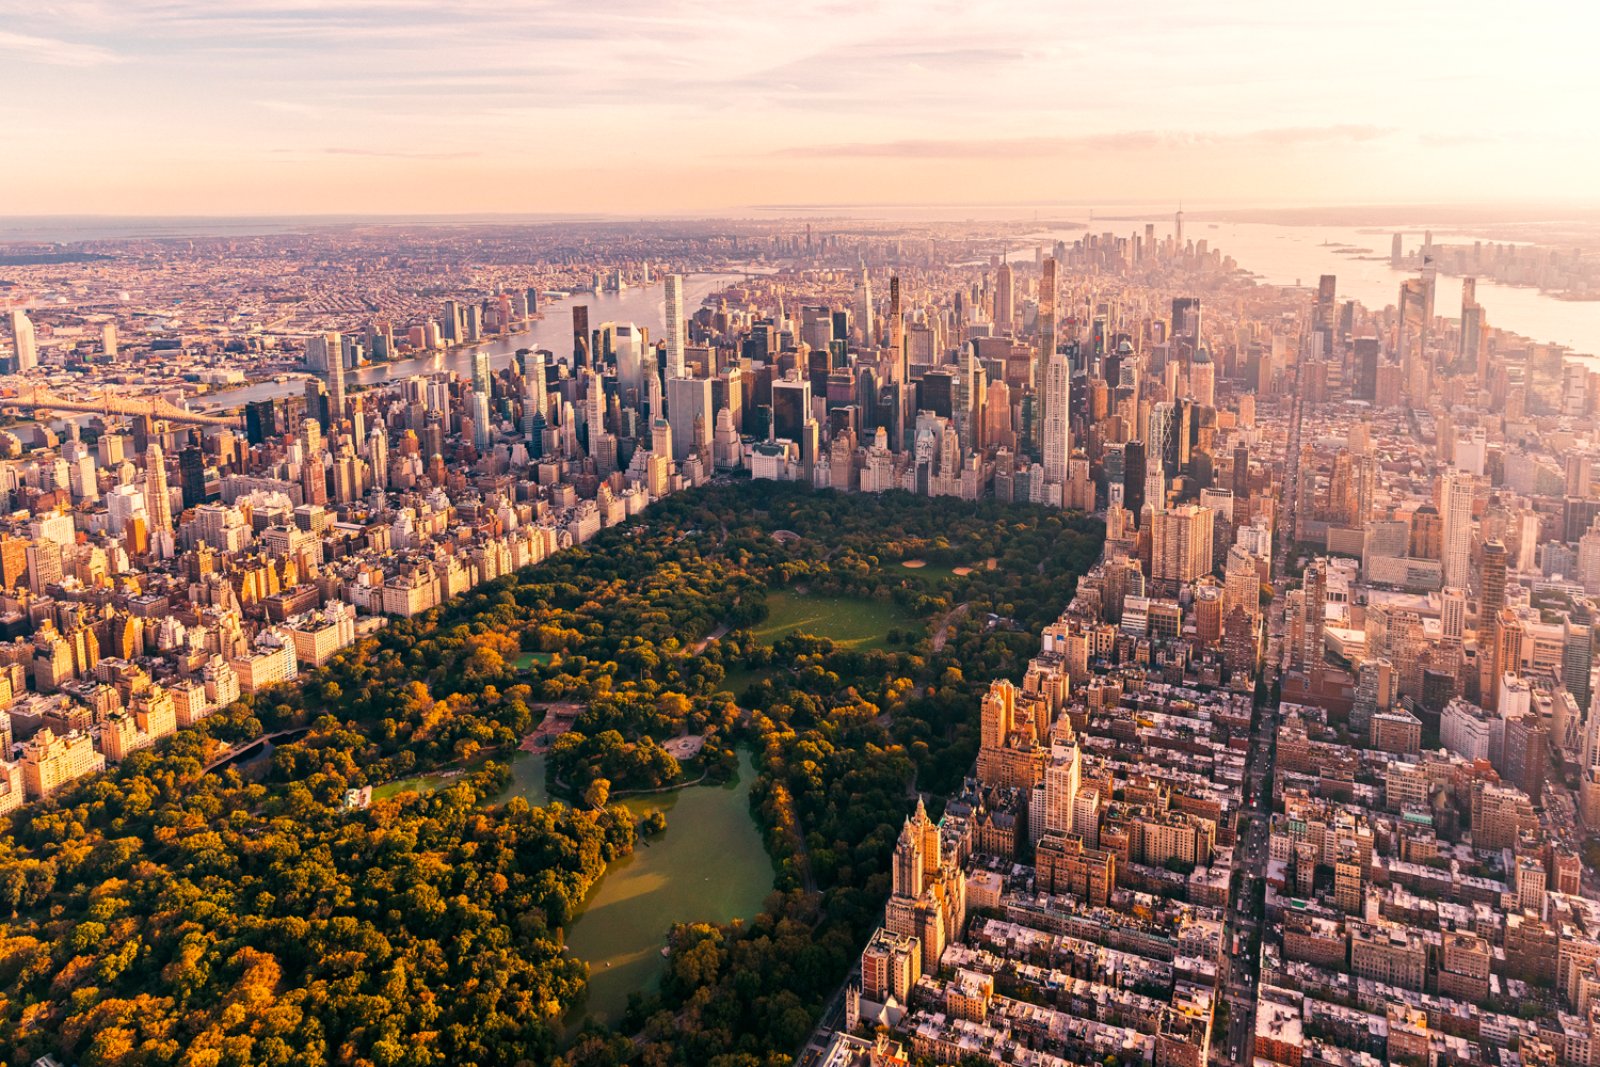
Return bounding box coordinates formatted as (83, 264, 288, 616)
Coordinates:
(562, 749, 773, 1026)
(1033, 213, 1600, 357)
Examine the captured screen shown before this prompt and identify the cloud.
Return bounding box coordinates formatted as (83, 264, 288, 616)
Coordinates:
(0, 29, 117, 66)
(267, 146, 483, 160)
(774, 125, 1395, 159)
(320, 147, 481, 160)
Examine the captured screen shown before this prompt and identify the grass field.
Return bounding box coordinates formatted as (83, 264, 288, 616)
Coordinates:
(750, 590, 916, 652)
(514, 652, 554, 671)
(894, 560, 961, 587)
(720, 665, 774, 697)
(371, 771, 461, 801)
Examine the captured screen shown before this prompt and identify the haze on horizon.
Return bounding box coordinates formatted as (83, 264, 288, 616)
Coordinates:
(2, 0, 1596, 218)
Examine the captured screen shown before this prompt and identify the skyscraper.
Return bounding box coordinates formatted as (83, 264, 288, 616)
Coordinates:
(1480, 539, 1508, 617)
(855, 269, 874, 343)
(1440, 471, 1474, 591)
(523, 349, 547, 420)
(245, 399, 277, 446)
(664, 274, 687, 379)
(1036, 258, 1056, 446)
(667, 374, 713, 463)
(318, 332, 347, 422)
(1041, 352, 1071, 493)
(889, 276, 904, 380)
(473, 349, 492, 397)
(178, 445, 206, 509)
(572, 305, 590, 368)
(8, 310, 37, 372)
(994, 260, 1014, 333)
(145, 444, 173, 533)
(1398, 276, 1430, 399)
(1170, 297, 1201, 364)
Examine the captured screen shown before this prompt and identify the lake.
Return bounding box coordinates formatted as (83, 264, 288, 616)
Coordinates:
(562, 748, 773, 1026)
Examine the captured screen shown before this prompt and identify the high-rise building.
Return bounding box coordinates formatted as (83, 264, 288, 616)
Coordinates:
(666, 375, 713, 463)
(799, 304, 833, 354)
(8, 310, 37, 371)
(994, 261, 1015, 333)
(1298, 559, 1329, 670)
(1151, 504, 1215, 585)
(889, 276, 904, 380)
(473, 349, 492, 396)
(1563, 621, 1593, 714)
(1171, 297, 1201, 364)
(178, 445, 207, 509)
(1399, 276, 1431, 398)
(572, 305, 590, 368)
(855, 269, 874, 343)
(145, 444, 173, 533)
(1041, 353, 1071, 493)
(1480, 539, 1508, 617)
(1440, 471, 1474, 590)
(771, 373, 811, 443)
(664, 274, 687, 379)
(1037, 257, 1056, 393)
(245, 399, 278, 446)
(523, 348, 547, 420)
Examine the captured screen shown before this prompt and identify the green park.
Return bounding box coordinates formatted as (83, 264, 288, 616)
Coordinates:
(0, 481, 1101, 1067)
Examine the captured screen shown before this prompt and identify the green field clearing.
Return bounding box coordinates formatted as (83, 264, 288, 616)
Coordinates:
(750, 589, 916, 651)
(371, 771, 461, 801)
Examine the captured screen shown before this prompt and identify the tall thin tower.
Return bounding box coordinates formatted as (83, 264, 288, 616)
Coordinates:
(325, 334, 346, 423)
(889, 275, 904, 381)
(664, 274, 686, 379)
(1440, 470, 1473, 590)
(1036, 257, 1057, 429)
(524, 349, 546, 419)
(572, 305, 590, 368)
(855, 268, 874, 343)
(995, 259, 1015, 333)
(9, 310, 38, 371)
(145, 443, 173, 532)
(1042, 351, 1072, 490)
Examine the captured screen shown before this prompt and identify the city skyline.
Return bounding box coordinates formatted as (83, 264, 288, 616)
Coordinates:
(2, 0, 1597, 215)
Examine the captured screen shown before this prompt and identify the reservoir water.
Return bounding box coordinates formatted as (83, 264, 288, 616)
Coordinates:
(562, 749, 773, 1026)
(378, 744, 772, 1026)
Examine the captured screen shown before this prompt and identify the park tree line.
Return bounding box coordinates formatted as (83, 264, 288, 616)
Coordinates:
(0, 480, 1101, 1067)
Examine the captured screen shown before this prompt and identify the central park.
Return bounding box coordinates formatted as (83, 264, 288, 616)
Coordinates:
(0, 481, 1103, 1067)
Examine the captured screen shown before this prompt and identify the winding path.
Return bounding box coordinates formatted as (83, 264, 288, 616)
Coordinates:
(930, 601, 972, 653)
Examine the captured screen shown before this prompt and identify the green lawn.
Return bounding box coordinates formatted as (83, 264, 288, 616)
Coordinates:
(750, 590, 916, 652)
(514, 652, 554, 671)
(893, 560, 961, 587)
(371, 771, 462, 800)
(720, 665, 774, 697)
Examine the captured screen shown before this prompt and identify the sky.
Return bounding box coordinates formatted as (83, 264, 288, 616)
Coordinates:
(2, 0, 1598, 217)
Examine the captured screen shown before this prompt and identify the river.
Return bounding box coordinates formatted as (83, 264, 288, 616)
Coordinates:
(201, 272, 748, 410)
(1030, 214, 1600, 357)
(562, 748, 773, 1026)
